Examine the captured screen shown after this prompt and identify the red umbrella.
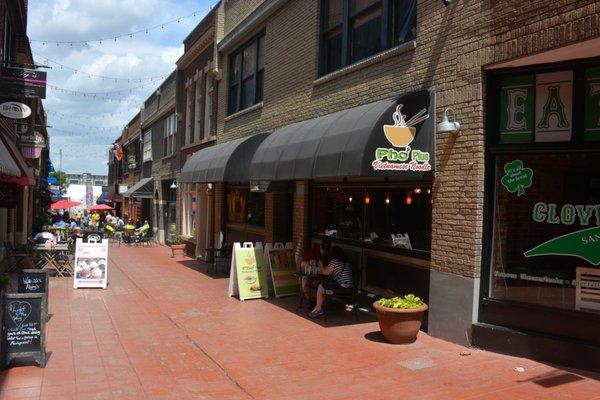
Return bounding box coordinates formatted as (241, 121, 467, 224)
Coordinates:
(49, 200, 81, 210)
(87, 204, 114, 211)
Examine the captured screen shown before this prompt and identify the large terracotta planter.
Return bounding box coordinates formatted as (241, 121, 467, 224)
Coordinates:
(170, 244, 186, 257)
(373, 301, 428, 344)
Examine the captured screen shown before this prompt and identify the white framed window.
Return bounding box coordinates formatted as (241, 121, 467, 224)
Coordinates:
(185, 85, 194, 145)
(182, 183, 197, 237)
(195, 78, 203, 142)
(204, 74, 213, 137)
(142, 130, 152, 162)
(163, 114, 176, 157)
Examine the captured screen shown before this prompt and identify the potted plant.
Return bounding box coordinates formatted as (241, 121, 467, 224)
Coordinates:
(373, 294, 428, 344)
(168, 235, 186, 257)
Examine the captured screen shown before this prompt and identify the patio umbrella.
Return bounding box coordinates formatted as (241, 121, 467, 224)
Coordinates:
(49, 200, 81, 210)
(87, 204, 114, 211)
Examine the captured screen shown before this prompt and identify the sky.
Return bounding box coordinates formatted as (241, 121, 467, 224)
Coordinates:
(28, 0, 217, 175)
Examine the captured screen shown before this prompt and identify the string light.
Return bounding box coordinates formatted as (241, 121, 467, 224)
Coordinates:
(37, 55, 167, 82)
(30, 9, 209, 47)
(47, 78, 165, 99)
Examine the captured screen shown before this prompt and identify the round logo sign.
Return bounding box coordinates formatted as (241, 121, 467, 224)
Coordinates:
(0, 102, 32, 119)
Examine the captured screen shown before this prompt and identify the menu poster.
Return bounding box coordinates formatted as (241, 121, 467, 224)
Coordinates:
(228, 242, 268, 301)
(265, 243, 300, 298)
(2, 293, 47, 368)
(74, 238, 109, 289)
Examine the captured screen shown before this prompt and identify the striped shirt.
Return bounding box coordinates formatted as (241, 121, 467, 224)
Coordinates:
(329, 259, 353, 288)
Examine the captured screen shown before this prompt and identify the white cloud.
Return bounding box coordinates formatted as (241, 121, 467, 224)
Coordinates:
(28, 0, 216, 175)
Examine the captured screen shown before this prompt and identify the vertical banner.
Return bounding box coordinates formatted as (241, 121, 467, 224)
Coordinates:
(86, 181, 93, 208)
(228, 242, 268, 300)
(265, 242, 300, 298)
(535, 71, 573, 142)
(74, 238, 109, 289)
(499, 75, 534, 144)
(584, 66, 600, 141)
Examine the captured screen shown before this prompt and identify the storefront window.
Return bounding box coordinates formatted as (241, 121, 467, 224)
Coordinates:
(490, 152, 600, 314)
(182, 184, 197, 237)
(226, 187, 265, 227)
(364, 187, 431, 251)
(312, 185, 431, 251)
(313, 187, 364, 241)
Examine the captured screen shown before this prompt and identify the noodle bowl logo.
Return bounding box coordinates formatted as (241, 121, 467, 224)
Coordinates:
(372, 104, 432, 172)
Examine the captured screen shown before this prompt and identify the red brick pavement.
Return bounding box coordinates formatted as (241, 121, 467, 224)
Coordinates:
(0, 245, 598, 399)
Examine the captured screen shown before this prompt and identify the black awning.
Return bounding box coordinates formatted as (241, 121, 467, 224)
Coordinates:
(249, 89, 435, 180)
(180, 133, 269, 183)
(122, 177, 154, 198)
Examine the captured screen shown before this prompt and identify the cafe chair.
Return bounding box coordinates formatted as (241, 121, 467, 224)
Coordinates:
(138, 228, 155, 247)
(3, 241, 29, 271)
(323, 264, 362, 322)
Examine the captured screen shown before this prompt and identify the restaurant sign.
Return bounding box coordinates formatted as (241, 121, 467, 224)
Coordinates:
(500, 67, 600, 143)
(228, 242, 268, 301)
(0, 102, 31, 119)
(369, 89, 436, 177)
(0, 67, 47, 99)
(19, 132, 46, 159)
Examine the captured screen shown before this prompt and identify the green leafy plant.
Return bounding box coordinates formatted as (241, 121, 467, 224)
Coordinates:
(378, 294, 424, 309)
(169, 235, 185, 245)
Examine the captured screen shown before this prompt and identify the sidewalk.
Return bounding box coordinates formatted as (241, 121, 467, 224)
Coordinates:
(0, 245, 598, 399)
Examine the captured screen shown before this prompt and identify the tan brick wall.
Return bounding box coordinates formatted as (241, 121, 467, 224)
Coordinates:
(216, 0, 600, 278)
(223, 0, 264, 35)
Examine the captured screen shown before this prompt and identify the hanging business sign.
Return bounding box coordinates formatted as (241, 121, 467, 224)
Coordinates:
(0, 102, 31, 119)
(0, 67, 47, 99)
(370, 89, 435, 176)
(19, 132, 46, 159)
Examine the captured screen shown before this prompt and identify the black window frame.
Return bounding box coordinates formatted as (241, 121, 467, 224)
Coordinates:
(319, 0, 417, 76)
(227, 33, 265, 115)
(479, 57, 600, 341)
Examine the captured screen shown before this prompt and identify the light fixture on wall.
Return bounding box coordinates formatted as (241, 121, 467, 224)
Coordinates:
(364, 192, 371, 205)
(170, 180, 179, 189)
(442, 0, 453, 6)
(437, 108, 460, 134)
(385, 192, 390, 205)
(405, 192, 413, 206)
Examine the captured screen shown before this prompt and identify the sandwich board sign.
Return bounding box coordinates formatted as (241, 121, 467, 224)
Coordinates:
(74, 238, 109, 289)
(228, 242, 268, 300)
(2, 293, 47, 368)
(18, 270, 49, 322)
(264, 242, 299, 298)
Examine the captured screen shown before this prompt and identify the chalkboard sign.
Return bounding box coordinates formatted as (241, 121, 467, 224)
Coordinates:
(2, 293, 46, 368)
(18, 270, 49, 322)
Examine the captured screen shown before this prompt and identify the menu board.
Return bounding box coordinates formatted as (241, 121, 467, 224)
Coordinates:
(228, 242, 268, 301)
(74, 238, 109, 289)
(265, 243, 299, 298)
(2, 293, 47, 368)
(18, 270, 49, 322)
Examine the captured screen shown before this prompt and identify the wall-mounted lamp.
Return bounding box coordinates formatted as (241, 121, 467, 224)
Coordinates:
(442, 0, 453, 5)
(170, 180, 179, 189)
(364, 192, 371, 205)
(405, 192, 413, 206)
(437, 108, 460, 134)
(385, 193, 390, 205)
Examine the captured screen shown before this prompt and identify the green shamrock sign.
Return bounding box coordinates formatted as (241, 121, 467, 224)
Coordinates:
(501, 160, 533, 196)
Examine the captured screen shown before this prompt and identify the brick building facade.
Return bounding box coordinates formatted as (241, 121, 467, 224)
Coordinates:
(112, 0, 600, 370)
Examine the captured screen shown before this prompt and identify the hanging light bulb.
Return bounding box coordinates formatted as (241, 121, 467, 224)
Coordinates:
(414, 188, 422, 194)
(349, 196, 353, 202)
(364, 192, 371, 205)
(427, 188, 431, 195)
(405, 192, 413, 206)
(385, 192, 390, 205)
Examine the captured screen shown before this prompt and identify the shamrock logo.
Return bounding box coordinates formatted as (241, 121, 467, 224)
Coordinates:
(501, 160, 533, 196)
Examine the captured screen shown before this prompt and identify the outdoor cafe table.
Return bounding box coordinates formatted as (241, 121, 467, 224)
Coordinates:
(32, 243, 73, 277)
